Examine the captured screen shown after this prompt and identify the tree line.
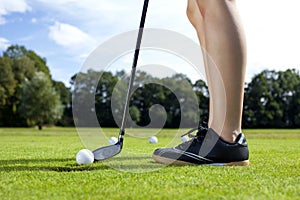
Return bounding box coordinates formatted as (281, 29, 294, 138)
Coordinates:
(0, 46, 72, 129)
(0, 45, 299, 129)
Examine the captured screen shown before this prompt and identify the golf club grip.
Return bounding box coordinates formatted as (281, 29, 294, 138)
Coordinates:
(119, 0, 149, 139)
(132, 0, 149, 69)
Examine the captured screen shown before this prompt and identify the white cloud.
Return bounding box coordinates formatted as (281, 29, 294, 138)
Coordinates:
(0, 0, 31, 24)
(28, 0, 192, 38)
(0, 37, 10, 51)
(48, 21, 95, 49)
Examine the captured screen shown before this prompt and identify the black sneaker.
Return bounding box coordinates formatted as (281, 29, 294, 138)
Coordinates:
(152, 127, 249, 166)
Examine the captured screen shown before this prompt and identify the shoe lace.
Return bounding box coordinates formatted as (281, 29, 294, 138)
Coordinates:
(176, 122, 208, 150)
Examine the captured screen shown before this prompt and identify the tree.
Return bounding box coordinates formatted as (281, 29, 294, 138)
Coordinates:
(291, 83, 300, 126)
(71, 68, 299, 128)
(0, 56, 15, 107)
(131, 72, 168, 127)
(95, 71, 119, 127)
(282, 69, 300, 127)
(53, 81, 73, 126)
(131, 72, 199, 128)
(243, 69, 300, 128)
(0, 57, 16, 126)
(128, 105, 141, 126)
(193, 79, 209, 120)
(3, 45, 50, 76)
(0, 45, 56, 127)
(18, 72, 63, 129)
(71, 70, 119, 127)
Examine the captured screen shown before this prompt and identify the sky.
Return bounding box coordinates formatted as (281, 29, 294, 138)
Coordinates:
(1, 0, 300, 86)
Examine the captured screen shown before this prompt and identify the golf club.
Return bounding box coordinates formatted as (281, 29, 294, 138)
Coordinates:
(93, 0, 150, 161)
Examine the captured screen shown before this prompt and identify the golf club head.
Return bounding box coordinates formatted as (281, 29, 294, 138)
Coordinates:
(93, 142, 122, 161)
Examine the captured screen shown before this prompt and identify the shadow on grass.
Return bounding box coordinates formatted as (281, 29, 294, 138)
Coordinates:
(108, 156, 152, 161)
(0, 158, 110, 172)
(0, 157, 166, 172)
(0, 158, 73, 164)
(101, 156, 165, 172)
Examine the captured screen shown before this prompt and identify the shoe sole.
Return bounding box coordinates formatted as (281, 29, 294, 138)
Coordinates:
(152, 155, 250, 166)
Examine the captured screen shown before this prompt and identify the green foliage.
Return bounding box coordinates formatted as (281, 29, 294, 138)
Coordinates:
(292, 83, 300, 125)
(12, 55, 36, 82)
(18, 72, 63, 127)
(244, 69, 300, 128)
(72, 70, 120, 127)
(4, 45, 50, 76)
(0, 56, 15, 107)
(52, 81, 73, 127)
(53, 81, 71, 106)
(130, 72, 201, 128)
(128, 105, 141, 126)
(96, 71, 119, 127)
(71, 68, 300, 128)
(72, 70, 203, 128)
(0, 45, 65, 127)
(1, 45, 300, 128)
(193, 79, 209, 118)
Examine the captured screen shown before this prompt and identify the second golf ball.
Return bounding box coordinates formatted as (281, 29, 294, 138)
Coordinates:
(109, 137, 118, 145)
(149, 136, 158, 144)
(181, 135, 189, 142)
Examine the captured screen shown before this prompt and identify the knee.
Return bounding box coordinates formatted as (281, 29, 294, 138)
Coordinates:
(186, 2, 195, 19)
(186, 5, 195, 25)
(186, 0, 204, 26)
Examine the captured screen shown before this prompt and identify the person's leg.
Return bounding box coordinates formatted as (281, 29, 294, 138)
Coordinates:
(188, 0, 247, 142)
(186, 0, 213, 128)
(152, 0, 249, 165)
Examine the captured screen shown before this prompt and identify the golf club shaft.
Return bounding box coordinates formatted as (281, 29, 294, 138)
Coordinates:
(119, 0, 149, 142)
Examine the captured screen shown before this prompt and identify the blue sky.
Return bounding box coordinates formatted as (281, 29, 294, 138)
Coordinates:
(1, 0, 300, 86)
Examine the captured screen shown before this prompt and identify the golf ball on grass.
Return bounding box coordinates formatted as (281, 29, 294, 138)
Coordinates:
(76, 149, 94, 165)
(109, 136, 118, 145)
(149, 136, 158, 144)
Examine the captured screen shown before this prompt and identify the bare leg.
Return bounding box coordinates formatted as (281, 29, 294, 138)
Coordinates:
(187, 0, 247, 142)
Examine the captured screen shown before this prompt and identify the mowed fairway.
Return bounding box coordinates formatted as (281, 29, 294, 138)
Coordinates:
(0, 128, 299, 200)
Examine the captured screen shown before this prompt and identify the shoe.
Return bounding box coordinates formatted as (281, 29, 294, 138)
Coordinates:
(152, 127, 249, 166)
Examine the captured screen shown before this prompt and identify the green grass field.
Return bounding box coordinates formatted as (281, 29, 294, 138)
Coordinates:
(0, 128, 299, 200)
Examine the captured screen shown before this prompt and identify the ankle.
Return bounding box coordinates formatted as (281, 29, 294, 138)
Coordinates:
(211, 128, 240, 143)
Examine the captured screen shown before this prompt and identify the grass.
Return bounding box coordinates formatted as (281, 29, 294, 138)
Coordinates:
(0, 128, 299, 200)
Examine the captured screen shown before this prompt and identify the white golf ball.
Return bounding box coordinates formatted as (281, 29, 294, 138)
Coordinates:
(76, 149, 94, 165)
(109, 136, 118, 145)
(149, 136, 158, 144)
(181, 135, 189, 142)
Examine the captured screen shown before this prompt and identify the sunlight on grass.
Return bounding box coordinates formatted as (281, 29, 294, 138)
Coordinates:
(0, 128, 299, 199)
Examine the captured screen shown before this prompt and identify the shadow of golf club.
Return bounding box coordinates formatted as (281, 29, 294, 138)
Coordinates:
(0, 158, 109, 172)
(0, 158, 73, 164)
(0, 156, 168, 172)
